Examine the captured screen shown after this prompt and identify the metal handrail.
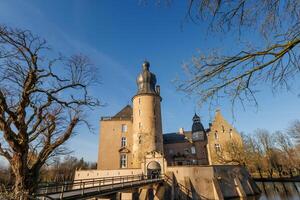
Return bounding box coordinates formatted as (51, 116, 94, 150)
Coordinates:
(38, 174, 144, 189)
(35, 174, 164, 199)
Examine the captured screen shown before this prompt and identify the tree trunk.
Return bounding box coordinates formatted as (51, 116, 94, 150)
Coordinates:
(11, 154, 40, 200)
(13, 169, 39, 200)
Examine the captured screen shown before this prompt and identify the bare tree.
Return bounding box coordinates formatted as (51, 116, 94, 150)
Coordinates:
(244, 134, 265, 177)
(178, 0, 300, 108)
(288, 120, 300, 145)
(214, 138, 246, 165)
(273, 133, 299, 177)
(0, 25, 99, 199)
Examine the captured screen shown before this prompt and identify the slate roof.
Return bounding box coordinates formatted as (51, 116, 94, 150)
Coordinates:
(114, 105, 133, 118)
(163, 132, 191, 144)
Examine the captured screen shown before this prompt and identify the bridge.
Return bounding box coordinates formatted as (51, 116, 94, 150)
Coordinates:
(33, 174, 164, 200)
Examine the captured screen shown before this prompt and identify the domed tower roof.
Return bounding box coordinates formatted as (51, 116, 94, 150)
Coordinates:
(192, 113, 206, 133)
(136, 61, 157, 95)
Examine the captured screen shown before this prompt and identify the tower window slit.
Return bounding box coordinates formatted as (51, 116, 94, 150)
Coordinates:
(214, 131, 219, 140)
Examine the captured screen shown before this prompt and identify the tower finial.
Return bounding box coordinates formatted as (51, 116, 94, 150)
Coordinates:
(142, 60, 150, 71)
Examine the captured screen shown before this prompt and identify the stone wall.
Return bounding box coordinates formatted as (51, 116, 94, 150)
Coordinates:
(166, 165, 260, 199)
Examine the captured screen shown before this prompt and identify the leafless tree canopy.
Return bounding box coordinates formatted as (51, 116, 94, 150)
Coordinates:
(217, 128, 300, 177)
(178, 0, 300, 108)
(288, 120, 300, 145)
(0, 25, 99, 197)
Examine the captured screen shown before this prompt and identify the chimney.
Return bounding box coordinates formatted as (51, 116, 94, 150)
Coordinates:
(155, 85, 160, 95)
(178, 128, 184, 135)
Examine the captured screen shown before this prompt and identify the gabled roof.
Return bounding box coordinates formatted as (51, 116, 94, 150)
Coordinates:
(114, 105, 132, 118)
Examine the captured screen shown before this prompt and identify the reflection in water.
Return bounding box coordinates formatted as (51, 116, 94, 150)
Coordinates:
(256, 182, 300, 200)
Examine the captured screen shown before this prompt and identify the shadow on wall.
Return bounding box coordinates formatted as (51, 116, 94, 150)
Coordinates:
(163, 173, 207, 200)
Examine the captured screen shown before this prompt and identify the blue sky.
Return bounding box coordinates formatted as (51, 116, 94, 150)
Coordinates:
(0, 0, 299, 163)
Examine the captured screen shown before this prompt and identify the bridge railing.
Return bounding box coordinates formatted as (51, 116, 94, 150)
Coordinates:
(35, 174, 163, 199)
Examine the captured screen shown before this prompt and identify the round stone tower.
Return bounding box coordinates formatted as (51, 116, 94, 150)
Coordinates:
(132, 61, 163, 168)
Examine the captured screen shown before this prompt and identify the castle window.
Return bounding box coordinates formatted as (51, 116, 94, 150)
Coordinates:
(121, 137, 127, 147)
(215, 144, 221, 152)
(222, 125, 225, 133)
(139, 109, 141, 116)
(138, 135, 142, 144)
(139, 98, 141, 104)
(121, 124, 127, 132)
(214, 131, 219, 140)
(191, 146, 196, 154)
(120, 154, 127, 168)
(139, 122, 142, 129)
(184, 148, 190, 155)
(229, 129, 233, 138)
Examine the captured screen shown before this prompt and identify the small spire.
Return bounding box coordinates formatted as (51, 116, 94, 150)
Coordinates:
(142, 60, 150, 71)
(193, 113, 200, 122)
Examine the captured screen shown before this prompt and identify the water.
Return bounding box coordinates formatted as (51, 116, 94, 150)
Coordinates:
(256, 182, 300, 200)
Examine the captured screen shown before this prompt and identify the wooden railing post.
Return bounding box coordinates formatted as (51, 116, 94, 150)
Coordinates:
(44, 182, 49, 198)
(98, 180, 101, 192)
(59, 184, 64, 199)
(81, 182, 85, 195)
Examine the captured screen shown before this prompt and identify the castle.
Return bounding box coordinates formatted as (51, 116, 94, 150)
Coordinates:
(98, 61, 243, 170)
(75, 61, 260, 199)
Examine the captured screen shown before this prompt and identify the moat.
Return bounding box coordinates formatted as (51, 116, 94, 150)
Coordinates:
(256, 181, 300, 200)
